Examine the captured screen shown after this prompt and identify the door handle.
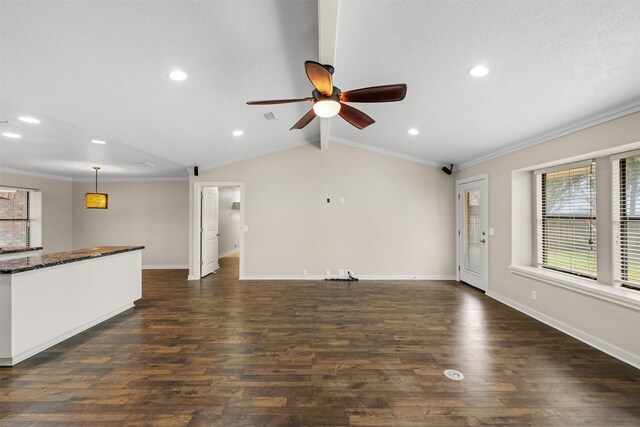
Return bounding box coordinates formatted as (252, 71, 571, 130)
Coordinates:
(217, 233, 220, 237)
(480, 239, 486, 244)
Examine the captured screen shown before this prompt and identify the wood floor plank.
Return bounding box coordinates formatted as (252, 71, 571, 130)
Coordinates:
(1, 255, 638, 426)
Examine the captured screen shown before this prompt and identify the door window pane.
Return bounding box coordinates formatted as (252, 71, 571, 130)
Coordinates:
(464, 190, 481, 274)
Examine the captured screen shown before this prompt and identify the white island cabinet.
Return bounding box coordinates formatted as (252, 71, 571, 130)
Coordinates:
(0, 246, 144, 366)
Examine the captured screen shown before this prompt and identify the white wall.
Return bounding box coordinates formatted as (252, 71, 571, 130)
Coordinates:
(72, 180, 189, 268)
(218, 187, 240, 256)
(456, 111, 640, 366)
(0, 171, 73, 252)
(193, 142, 456, 279)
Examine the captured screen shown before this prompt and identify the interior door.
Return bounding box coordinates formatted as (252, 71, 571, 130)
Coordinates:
(458, 177, 488, 291)
(201, 187, 219, 277)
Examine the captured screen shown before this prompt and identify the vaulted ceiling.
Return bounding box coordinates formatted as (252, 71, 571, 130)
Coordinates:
(1, 1, 639, 179)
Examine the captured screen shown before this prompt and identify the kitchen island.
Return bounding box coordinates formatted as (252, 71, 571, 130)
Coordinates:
(0, 246, 144, 366)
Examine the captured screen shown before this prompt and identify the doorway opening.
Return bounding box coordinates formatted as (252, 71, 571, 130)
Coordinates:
(190, 182, 245, 280)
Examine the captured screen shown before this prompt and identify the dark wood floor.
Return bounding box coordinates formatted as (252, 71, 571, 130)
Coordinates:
(1, 256, 639, 426)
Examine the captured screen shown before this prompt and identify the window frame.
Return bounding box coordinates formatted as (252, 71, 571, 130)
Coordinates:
(0, 190, 31, 248)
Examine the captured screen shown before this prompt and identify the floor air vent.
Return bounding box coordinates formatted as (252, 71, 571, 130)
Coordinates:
(443, 369, 464, 381)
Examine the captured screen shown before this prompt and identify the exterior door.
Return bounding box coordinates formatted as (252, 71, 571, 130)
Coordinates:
(458, 177, 488, 291)
(201, 187, 219, 277)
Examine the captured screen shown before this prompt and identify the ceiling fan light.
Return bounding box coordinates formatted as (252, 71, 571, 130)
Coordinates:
(313, 100, 341, 118)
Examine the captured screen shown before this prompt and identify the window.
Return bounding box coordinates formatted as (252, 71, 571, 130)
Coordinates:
(536, 161, 597, 279)
(0, 189, 31, 247)
(613, 152, 640, 288)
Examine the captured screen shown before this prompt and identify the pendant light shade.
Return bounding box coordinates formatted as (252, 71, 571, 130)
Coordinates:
(85, 166, 108, 209)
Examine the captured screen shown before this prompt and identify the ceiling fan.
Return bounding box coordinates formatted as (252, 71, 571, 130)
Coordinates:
(247, 61, 407, 130)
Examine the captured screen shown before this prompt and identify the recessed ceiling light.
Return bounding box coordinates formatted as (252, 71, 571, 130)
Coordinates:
(232, 130, 244, 137)
(2, 132, 21, 139)
(169, 70, 188, 81)
(91, 139, 106, 144)
(408, 128, 419, 135)
(469, 65, 489, 77)
(18, 116, 40, 124)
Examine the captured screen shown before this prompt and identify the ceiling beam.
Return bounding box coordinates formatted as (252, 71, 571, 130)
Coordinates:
(318, 0, 340, 151)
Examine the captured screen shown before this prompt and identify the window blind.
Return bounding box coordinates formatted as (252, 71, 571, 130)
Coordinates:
(612, 153, 640, 287)
(536, 162, 597, 279)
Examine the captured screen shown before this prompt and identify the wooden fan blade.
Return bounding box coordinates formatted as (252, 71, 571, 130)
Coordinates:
(247, 97, 313, 105)
(339, 84, 407, 103)
(338, 103, 375, 129)
(304, 61, 333, 96)
(290, 109, 317, 130)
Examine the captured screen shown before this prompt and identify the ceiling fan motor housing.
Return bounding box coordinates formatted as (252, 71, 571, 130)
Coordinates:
(312, 87, 341, 101)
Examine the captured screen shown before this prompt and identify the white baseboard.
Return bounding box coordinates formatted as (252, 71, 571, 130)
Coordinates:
(356, 275, 457, 281)
(240, 274, 456, 281)
(486, 291, 640, 370)
(142, 265, 189, 270)
(187, 274, 200, 281)
(241, 275, 325, 281)
(1, 303, 133, 366)
(218, 249, 239, 258)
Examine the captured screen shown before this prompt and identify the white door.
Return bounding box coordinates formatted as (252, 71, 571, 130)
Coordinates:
(457, 177, 488, 291)
(201, 187, 219, 277)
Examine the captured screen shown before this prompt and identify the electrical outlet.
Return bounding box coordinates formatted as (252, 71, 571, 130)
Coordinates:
(531, 291, 537, 300)
(303, 269, 308, 276)
(340, 197, 345, 204)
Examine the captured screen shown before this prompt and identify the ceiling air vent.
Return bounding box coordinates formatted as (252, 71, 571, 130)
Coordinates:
(262, 112, 276, 121)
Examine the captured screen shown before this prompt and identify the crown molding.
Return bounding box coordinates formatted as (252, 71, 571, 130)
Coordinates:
(0, 167, 73, 181)
(330, 137, 440, 167)
(458, 100, 640, 170)
(1, 167, 190, 182)
(72, 177, 188, 183)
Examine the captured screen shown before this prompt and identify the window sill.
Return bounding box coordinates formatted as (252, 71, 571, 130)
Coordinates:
(509, 265, 640, 311)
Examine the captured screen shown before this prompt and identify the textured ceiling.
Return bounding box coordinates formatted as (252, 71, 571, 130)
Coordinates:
(332, 0, 640, 165)
(0, 0, 318, 178)
(1, 0, 639, 178)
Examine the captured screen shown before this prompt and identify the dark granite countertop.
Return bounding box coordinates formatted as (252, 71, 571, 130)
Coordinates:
(0, 247, 43, 255)
(0, 246, 145, 274)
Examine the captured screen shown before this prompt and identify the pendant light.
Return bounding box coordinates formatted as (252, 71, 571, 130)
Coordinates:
(85, 166, 108, 209)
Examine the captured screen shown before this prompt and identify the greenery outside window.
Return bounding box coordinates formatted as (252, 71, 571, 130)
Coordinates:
(612, 152, 640, 288)
(536, 161, 597, 279)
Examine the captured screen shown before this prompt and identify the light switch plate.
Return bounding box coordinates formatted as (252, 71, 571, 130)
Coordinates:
(489, 228, 495, 236)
